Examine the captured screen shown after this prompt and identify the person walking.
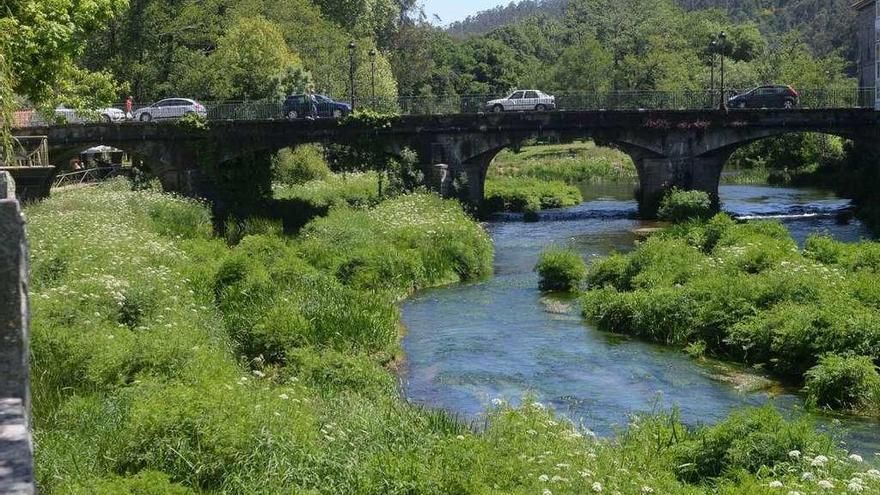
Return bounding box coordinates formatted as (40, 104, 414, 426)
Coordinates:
(125, 96, 133, 120)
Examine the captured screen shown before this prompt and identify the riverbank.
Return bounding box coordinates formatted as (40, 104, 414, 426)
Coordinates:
(582, 212, 880, 417)
(26, 180, 879, 493)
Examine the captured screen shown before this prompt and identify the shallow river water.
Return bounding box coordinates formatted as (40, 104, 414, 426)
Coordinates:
(400, 183, 880, 455)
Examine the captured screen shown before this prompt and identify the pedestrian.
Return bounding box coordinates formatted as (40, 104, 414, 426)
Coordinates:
(307, 92, 318, 119)
(125, 96, 133, 120)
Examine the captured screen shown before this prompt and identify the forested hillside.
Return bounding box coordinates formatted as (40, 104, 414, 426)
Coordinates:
(448, 0, 856, 61)
(2, 0, 858, 112)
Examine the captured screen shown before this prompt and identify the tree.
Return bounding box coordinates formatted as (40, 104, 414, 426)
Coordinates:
(546, 36, 613, 91)
(206, 17, 305, 100)
(1, 0, 127, 104)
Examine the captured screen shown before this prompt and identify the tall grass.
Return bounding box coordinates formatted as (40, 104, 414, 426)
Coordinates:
(26, 180, 880, 494)
(273, 171, 379, 209)
(490, 141, 638, 183)
(484, 176, 583, 213)
(582, 213, 880, 415)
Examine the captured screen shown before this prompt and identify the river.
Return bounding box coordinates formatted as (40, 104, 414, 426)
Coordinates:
(400, 183, 880, 455)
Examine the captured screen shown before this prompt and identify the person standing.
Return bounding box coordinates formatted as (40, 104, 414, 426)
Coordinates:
(125, 96, 133, 120)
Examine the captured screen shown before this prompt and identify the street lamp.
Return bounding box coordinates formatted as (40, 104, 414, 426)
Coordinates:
(369, 48, 377, 109)
(709, 40, 718, 99)
(348, 41, 357, 113)
(718, 31, 727, 110)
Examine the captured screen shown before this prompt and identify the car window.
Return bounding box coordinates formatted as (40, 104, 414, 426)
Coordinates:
(315, 95, 331, 103)
(525, 91, 539, 99)
(172, 99, 191, 106)
(157, 100, 176, 107)
(509, 91, 524, 99)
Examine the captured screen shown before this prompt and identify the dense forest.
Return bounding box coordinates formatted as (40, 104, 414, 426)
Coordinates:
(2, 0, 859, 113)
(449, 0, 857, 62)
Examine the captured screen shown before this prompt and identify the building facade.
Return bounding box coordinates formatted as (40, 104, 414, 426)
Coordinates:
(854, 0, 880, 107)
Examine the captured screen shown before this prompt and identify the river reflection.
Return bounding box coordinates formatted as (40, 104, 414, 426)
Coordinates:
(400, 183, 878, 454)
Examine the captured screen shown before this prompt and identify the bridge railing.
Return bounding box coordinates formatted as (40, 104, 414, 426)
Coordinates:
(9, 87, 875, 127)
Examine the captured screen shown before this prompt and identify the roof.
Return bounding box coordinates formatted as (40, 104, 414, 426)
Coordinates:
(853, 0, 874, 10)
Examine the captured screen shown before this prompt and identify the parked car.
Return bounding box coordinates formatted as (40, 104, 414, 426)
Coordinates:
(282, 94, 351, 119)
(728, 85, 800, 109)
(133, 98, 207, 122)
(485, 90, 556, 113)
(55, 105, 126, 124)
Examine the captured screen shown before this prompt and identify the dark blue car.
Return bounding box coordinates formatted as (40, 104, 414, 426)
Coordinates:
(282, 94, 351, 120)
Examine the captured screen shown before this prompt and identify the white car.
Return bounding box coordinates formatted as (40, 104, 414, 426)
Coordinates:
(55, 105, 126, 123)
(486, 90, 556, 113)
(133, 98, 207, 122)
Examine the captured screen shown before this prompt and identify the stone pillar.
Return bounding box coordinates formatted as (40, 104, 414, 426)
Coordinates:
(635, 154, 727, 217)
(0, 171, 35, 495)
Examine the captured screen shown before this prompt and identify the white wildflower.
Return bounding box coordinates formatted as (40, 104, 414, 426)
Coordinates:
(456, 435, 465, 440)
(849, 454, 864, 463)
(278, 393, 289, 400)
(866, 469, 880, 479)
(847, 481, 864, 493)
(252, 370, 265, 378)
(818, 480, 834, 490)
(802, 472, 815, 481)
(591, 481, 602, 492)
(542, 490, 552, 495)
(811, 455, 828, 467)
(788, 450, 801, 460)
(641, 487, 654, 494)
(769, 480, 783, 488)
(538, 475, 549, 482)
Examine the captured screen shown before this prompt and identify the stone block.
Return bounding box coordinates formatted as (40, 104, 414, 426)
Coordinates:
(0, 399, 34, 495)
(0, 172, 13, 200)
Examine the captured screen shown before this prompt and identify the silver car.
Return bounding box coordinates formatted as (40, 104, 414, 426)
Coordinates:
(486, 90, 556, 113)
(133, 98, 207, 122)
(55, 105, 126, 123)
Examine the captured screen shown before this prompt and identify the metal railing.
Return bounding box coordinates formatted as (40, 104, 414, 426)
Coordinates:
(10, 88, 875, 128)
(1, 137, 49, 167)
(52, 166, 129, 188)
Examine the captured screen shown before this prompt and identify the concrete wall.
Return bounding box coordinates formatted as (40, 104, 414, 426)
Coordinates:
(0, 171, 35, 495)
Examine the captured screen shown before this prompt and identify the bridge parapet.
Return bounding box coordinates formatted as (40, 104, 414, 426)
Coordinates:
(0, 172, 35, 495)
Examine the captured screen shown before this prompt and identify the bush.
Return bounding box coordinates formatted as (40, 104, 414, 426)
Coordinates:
(272, 145, 331, 185)
(483, 177, 582, 213)
(672, 406, 832, 483)
(657, 188, 713, 223)
(582, 215, 880, 413)
(273, 172, 379, 209)
(535, 247, 586, 292)
(804, 354, 880, 412)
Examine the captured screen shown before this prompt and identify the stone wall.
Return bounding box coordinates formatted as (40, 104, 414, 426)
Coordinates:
(0, 171, 35, 495)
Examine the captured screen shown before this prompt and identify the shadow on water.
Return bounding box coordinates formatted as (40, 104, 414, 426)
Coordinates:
(400, 182, 879, 454)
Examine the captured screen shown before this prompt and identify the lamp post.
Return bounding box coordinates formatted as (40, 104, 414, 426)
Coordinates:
(709, 40, 717, 105)
(348, 41, 357, 113)
(718, 31, 727, 110)
(369, 48, 377, 109)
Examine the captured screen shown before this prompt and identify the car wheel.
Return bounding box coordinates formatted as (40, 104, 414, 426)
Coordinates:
(738, 101, 747, 109)
(535, 104, 547, 112)
(783, 99, 794, 109)
(287, 110, 299, 120)
(332, 109, 343, 118)
(492, 104, 504, 113)
(102, 114, 112, 123)
(139, 113, 152, 122)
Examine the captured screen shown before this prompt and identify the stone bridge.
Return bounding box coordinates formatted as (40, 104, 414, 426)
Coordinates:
(13, 109, 880, 215)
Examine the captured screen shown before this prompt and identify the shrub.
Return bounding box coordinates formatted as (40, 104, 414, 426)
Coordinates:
(535, 247, 586, 292)
(672, 406, 832, 483)
(804, 354, 880, 412)
(272, 145, 331, 185)
(483, 177, 582, 213)
(657, 188, 713, 223)
(273, 172, 379, 209)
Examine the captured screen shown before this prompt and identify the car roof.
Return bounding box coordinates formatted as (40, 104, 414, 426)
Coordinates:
(158, 98, 196, 103)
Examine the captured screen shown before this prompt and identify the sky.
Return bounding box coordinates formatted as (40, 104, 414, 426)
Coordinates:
(420, 0, 509, 25)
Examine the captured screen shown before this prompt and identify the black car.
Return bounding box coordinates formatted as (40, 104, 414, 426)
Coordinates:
(282, 94, 352, 120)
(728, 85, 800, 109)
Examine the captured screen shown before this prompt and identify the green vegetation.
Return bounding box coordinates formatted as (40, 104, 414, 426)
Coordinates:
(583, 214, 880, 415)
(490, 142, 638, 184)
(25, 179, 880, 493)
(273, 172, 380, 209)
(484, 177, 583, 213)
(535, 246, 587, 292)
(658, 188, 714, 223)
(272, 145, 332, 185)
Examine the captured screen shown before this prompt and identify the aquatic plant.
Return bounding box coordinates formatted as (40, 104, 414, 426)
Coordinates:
(657, 188, 714, 223)
(536, 246, 587, 292)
